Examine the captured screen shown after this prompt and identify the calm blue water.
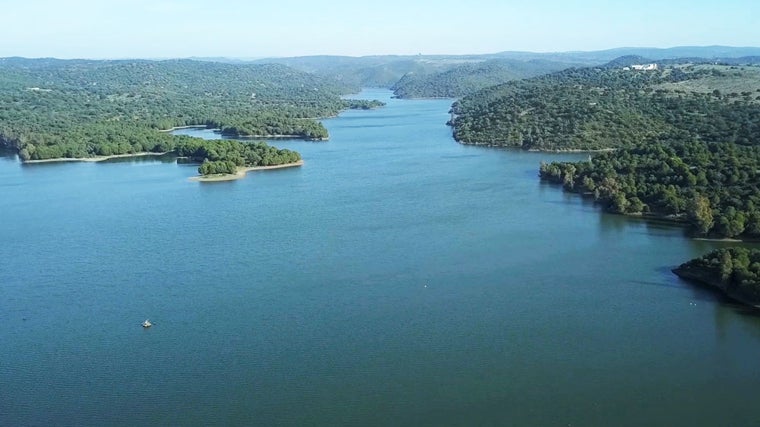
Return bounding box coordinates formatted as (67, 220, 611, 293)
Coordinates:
(2, 89, 760, 426)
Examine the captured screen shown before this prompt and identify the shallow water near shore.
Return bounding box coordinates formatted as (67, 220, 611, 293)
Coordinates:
(2, 89, 760, 426)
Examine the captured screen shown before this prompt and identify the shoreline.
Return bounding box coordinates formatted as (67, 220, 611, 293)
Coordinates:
(228, 133, 328, 141)
(23, 152, 169, 164)
(453, 139, 617, 153)
(188, 160, 304, 182)
(393, 95, 455, 100)
(528, 147, 617, 153)
(614, 210, 758, 242)
(672, 265, 760, 309)
(161, 126, 328, 141)
(158, 125, 209, 133)
(693, 237, 744, 243)
(543, 181, 758, 242)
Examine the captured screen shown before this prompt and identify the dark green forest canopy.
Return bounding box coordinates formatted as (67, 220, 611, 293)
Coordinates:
(674, 247, 760, 306)
(450, 64, 760, 150)
(539, 141, 760, 238)
(0, 58, 383, 161)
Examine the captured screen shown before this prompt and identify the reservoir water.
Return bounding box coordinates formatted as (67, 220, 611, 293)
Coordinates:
(2, 89, 759, 426)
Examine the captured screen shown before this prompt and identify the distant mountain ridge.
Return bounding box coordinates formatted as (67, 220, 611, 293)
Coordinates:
(390, 59, 577, 98)
(6, 46, 759, 97)
(243, 46, 760, 92)
(486, 46, 760, 62)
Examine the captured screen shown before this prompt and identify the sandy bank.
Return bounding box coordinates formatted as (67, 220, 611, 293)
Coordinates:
(454, 139, 617, 153)
(159, 125, 208, 133)
(162, 126, 328, 141)
(230, 133, 328, 141)
(693, 237, 743, 243)
(528, 148, 617, 153)
(24, 152, 169, 164)
(189, 160, 304, 182)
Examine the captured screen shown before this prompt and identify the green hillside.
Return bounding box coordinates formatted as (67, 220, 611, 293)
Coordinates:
(249, 46, 760, 89)
(450, 60, 760, 238)
(390, 59, 571, 99)
(450, 64, 760, 150)
(0, 58, 373, 162)
(254, 54, 590, 89)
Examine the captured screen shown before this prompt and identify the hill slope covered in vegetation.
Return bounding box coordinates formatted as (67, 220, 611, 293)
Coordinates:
(0, 58, 375, 163)
(249, 46, 760, 88)
(451, 62, 760, 238)
(390, 59, 572, 99)
(450, 64, 760, 150)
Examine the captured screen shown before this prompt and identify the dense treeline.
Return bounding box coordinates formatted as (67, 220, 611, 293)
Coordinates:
(215, 115, 329, 139)
(450, 64, 760, 150)
(214, 99, 383, 139)
(343, 99, 385, 110)
(0, 58, 380, 161)
(391, 60, 570, 99)
(539, 141, 760, 238)
(674, 248, 760, 306)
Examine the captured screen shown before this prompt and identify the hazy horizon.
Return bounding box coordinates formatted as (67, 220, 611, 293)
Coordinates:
(2, 0, 759, 59)
(4, 44, 760, 62)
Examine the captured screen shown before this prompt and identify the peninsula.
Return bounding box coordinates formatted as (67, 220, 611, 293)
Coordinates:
(0, 58, 382, 165)
(673, 248, 760, 308)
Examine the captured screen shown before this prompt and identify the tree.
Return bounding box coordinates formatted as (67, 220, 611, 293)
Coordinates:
(686, 195, 714, 235)
(720, 250, 734, 282)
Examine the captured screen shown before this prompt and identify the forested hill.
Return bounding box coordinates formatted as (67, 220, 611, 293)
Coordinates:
(0, 57, 355, 97)
(248, 46, 760, 88)
(0, 58, 376, 161)
(450, 63, 760, 150)
(448, 60, 760, 239)
(253, 55, 591, 88)
(390, 59, 572, 99)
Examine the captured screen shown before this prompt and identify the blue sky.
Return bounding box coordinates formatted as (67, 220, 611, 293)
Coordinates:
(3, 0, 758, 58)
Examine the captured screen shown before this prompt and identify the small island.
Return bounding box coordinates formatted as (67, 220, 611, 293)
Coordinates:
(673, 248, 760, 308)
(189, 161, 304, 182)
(176, 139, 302, 181)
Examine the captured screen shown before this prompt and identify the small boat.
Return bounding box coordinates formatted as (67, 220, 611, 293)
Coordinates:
(142, 319, 152, 328)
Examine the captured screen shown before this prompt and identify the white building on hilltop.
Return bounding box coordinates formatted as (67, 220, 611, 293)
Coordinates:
(624, 63, 659, 71)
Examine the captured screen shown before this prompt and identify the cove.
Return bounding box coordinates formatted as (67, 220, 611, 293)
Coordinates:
(2, 89, 760, 426)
